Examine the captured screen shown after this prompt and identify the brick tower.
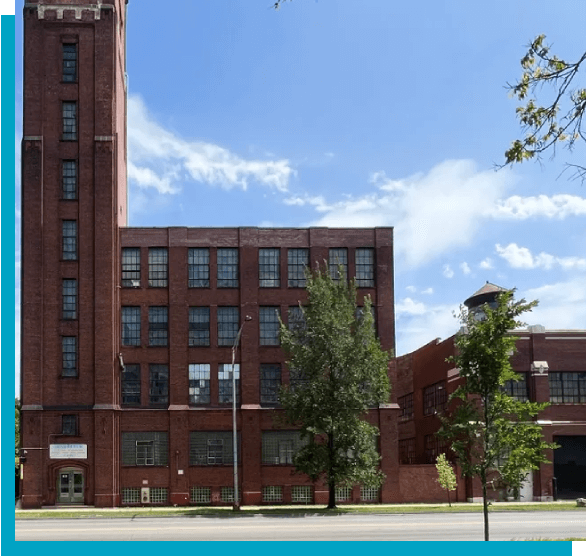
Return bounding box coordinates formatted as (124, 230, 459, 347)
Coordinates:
(20, 0, 128, 508)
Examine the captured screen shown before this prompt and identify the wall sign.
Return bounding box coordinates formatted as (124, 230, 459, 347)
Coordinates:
(50, 444, 88, 459)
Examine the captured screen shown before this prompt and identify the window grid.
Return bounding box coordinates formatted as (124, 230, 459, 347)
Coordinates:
(62, 279, 77, 319)
(149, 364, 169, 406)
(190, 487, 211, 504)
(503, 373, 529, 401)
(399, 438, 416, 464)
(148, 248, 168, 287)
(62, 221, 77, 260)
(218, 364, 240, 404)
(122, 432, 168, 466)
(189, 307, 210, 346)
(288, 306, 306, 332)
(335, 486, 352, 502)
(121, 306, 141, 346)
(262, 431, 305, 465)
(291, 485, 312, 504)
(121, 364, 141, 406)
(329, 248, 348, 282)
(259, 248, 280, 287)
(549, 372, 586, 403)
(289, 368, 309, 392)
(262, 486, 283, 503)
(62, 160, 77, 199)
(423, 381, 447, 416)
(221, 487, 236, 503)
(136, 440, 154, 465)
(288, 248, 309, 288)
(217, 248, 238, 288)
(190, 431, 237, 466)
(259, 306, 280, 346)
(260, 364, 281, 406)
(150, 487, 168, 504)
(62, 43, 77, 82)
(62, 101, 77, 140)
(189, 364, 211, 405)
(149, 306, 168, 346)
(355, 248, 375, 287)
(122, 488, 141, 505)
(217, 307, 239, 346)
(62, 336, 77, 377)
(188, 248, 210, 287)
(398, 393, 414, 421)
(121, 248, 141, 287)
(61, 415, 77, 436)
(360, 486, 380, 502)
(424, 434, 448, 464)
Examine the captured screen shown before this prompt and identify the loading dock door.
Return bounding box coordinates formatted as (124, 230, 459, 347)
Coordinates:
(553, 436, 586, 499)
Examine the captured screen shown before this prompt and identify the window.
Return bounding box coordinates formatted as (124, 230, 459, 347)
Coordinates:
(61, 415, 77, 436)
(361, 486, 379, 502)
(190, 487, 211, 504)
(288, 248, 308, 287)
(62, 101, 77, 140)
(423, 381, 447, 416)
(335, 486, 352, 502)
(399, 438, 416, 464)
(217, 307, 239, 346)
(189, 431, 237, 465)
(122, 432, 168, 466)
(121, 364, 141, 406)
(122, 488, 141, 504)
(262, 431, 305, 465)
(221, 487, 237, 503)
(260, 364, 281, 406)
(62, 279, 77, 319)
(62, 220, 77, 260)
(62, 336, 77, 377)
(549, 372, 586, 403)
(149, 364, 168, 406)
(62, 43, 77, 82)
(398, 393, 414, 421)
(503, 373, 529, 401)
(259, 306, 280, 346)
(150, 488, 168, 504)
(121, 306, 141, 346)
(259, 248, 280, 287)
(121, 248, 140, 287)
(149, 306, 168, 346)
(291, 485, 312, 504)
(289, 368, 309, 392)
(217, 248, 238, 288)
(189, 364, 210, 405)
(288, 306, 305, 332)
(62, 160, 77, 199)
(218, 364, 240, 404)
(188, 248, 209, 287)
(329, 248, 348, 281)
(424, 434, 447, 464)
(189, 307, 210, 346)
(355, 248, 375, 287)
(148, 248, 168, 287)
(262, 486, 283, 503)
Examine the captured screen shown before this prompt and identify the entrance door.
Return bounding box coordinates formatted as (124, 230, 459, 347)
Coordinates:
(554, 436, 586, 499)
(57, 469, 84, 504)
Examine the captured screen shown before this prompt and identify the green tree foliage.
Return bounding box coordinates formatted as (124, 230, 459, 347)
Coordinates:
(439, 291, 556, 541)
(435, 453, 457, 507)
(279, 266, 391, 509)
(504, 35, 585, 182)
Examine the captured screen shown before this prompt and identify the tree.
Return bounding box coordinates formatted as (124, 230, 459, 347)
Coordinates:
(279, 266, 391, 509)
(504, 35, 586, 182)
(439, 291, 556, 541)
(435, 453, 457, 507)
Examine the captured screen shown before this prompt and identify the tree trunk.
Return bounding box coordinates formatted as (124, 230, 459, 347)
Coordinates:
(447, 488, 451, 508)
(327, 433, 336, 509)
(481, 469, 489, 541)
(327, 479, 336, 509)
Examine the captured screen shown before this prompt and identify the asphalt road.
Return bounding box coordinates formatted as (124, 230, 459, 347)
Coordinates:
(15, 511, 586, 541)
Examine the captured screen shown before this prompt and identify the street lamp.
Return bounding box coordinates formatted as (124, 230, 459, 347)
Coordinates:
(232, 314, 252, 511)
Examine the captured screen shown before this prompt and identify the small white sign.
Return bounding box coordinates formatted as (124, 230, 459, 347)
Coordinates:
(50, 444, 88, 459)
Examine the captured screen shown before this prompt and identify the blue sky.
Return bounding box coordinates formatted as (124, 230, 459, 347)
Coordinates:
(13, 0, 586, 395)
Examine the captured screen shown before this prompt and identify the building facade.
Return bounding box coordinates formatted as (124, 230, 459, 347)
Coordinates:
(392, 283, 586, 502)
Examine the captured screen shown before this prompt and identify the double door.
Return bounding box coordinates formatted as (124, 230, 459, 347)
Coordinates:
(57, 469, 84, 504)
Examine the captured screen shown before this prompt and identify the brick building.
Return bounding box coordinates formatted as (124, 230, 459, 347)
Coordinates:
(392, 283, 586, 502)
(19, 0, 403, 508)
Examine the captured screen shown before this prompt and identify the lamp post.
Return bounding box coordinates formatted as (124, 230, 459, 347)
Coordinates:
(232, 315, 252, 511)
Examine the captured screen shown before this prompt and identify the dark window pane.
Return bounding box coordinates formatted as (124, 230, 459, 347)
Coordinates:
(217, 307, 239, 346)
(288, 248, 308, 287)
(62, 102, 77, 140)
(149, 306, 168, 346)
(121, 306, 140, 346)
(356, 248, 375, 287)
(121, 364, 141, 406)
(148, 248, 168, 287)
(189, 364, 210, 404)
(189, 307, 210, 346)
(188, 248, 210, 287)
(62, 220, 77, 260)
(260, 306, 280, 346)
(217, 248, 238, 288)
(62, 336, 77, 377)
(260, 364, 281, 406)
(122, 248, 141, 287)
(62, 44, 77, 82)
(259, 248, 280, 287)
(149, 364, 168, 406)
(329, 248, 348, 281)
(62, 415, 77, 436)
(62, 279, 77, 319)
(62, 160, 77, 199)
(218, 364, 239, 404)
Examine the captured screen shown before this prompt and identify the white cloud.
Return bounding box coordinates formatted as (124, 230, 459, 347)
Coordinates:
(283, 195, 330, 211)
(421, 287, 434, 295)
(496, 243, 586, 271)
(396, 297, 427, 316)
(306, 160, 514, 268)
(405, 285, 417, 293)
(479, 258, 494, 270)
(443, 264, 454, 278)
(128, 95, 293, 194)
(460, 262, 471, 275)
(492, 194, 586, 220)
